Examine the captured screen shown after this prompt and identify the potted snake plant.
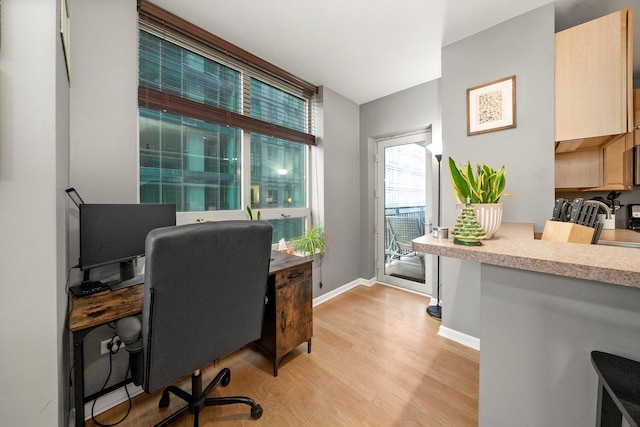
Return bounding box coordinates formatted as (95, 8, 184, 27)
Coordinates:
(448, 157, 506, 239)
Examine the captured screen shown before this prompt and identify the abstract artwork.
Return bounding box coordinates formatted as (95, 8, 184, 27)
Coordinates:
(467, 75, 516, 135)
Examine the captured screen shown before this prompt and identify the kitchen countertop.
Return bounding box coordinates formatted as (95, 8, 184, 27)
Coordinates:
(598, 228, 640, 246)
(412, 222, 640, 289)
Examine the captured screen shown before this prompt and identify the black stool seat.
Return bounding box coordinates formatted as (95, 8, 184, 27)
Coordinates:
(591, 351, 640, 427)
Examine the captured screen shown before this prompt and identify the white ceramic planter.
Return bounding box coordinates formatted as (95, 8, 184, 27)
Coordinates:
(456, 203, 503, 239)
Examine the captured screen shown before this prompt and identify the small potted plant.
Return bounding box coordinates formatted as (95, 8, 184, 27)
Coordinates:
(246, 206, 261, 220)
(292, 225, 326, 260)
(449, 157, 506, 239)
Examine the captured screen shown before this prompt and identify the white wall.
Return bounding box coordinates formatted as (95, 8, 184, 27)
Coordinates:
(69, 0, 139, 205)
(439, 4, 556, 339)
(0, 0, 69, 425)
(67, 0, 140, 401)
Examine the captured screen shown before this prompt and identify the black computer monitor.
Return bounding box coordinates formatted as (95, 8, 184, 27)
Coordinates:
(71, 203, 176, 296)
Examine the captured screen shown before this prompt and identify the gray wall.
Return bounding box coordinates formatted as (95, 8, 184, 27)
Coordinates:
(0, 0, 70, 425)
(481, 264, 640, 425)
(318, 87, 362, 294)
(440, 4, 556, 338)
(359, 80, 442, 280)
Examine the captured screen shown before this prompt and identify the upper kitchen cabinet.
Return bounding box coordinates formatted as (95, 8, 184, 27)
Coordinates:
(555, 9, 634, 146)
(555, 91, 637, 191)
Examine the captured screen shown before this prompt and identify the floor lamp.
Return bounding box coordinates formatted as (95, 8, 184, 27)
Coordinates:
(427, 153, 442, 320)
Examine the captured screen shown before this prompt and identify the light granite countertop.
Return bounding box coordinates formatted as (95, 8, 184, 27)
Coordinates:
(412, 222, 640, 288)
(598, 228, 640, 246)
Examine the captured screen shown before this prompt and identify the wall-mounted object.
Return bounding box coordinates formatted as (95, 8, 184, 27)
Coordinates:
(555, 9, 633, 145)
(467, 75, 516, 136)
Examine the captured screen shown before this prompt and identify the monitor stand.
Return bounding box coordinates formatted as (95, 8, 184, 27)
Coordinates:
(70, 271, 109, 297)
(108, 273, 145, 291)
(108, 260, 144, 291)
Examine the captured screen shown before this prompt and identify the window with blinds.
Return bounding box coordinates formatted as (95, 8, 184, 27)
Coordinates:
(137, 0, 317, 242)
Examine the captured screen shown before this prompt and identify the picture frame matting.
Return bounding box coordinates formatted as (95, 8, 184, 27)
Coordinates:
(467, 75, 516, 136)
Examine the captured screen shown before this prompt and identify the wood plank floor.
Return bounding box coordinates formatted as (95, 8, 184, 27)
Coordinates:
(85, 284, 479, 426)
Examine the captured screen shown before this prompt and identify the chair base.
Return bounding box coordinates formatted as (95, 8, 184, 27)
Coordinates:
(154, 367, 263, 427)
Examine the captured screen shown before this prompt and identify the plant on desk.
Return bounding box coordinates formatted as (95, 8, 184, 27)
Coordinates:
(246, 206, 261, 220)
(292, 225, 326, 261)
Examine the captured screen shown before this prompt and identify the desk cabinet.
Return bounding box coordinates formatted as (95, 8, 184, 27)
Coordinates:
(255, 260, 313, 376)
(68, 250, 311, 425)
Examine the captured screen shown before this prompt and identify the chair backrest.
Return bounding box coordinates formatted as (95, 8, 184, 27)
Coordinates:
(142, 220, 273, 393)
(387, 216, 423, 249)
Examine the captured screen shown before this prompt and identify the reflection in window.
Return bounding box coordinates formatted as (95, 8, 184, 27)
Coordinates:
(250, 133, 306, 210)
(139, 108, 241, 212)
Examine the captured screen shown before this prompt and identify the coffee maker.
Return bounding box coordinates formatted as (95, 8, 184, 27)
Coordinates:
(628, 204, 640, 231)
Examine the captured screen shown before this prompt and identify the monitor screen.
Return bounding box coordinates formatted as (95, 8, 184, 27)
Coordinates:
(79, 203, 176, 271)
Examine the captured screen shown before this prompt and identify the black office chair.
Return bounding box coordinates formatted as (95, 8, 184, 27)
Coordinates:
(117, 220, 273, 426)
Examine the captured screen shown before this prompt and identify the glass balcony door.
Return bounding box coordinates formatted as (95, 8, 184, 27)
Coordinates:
(376, 132, 432, 294)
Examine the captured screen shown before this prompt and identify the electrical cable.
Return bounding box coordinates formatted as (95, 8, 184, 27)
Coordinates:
(90, 337, 133, 427)
(65, 265, 80, 331)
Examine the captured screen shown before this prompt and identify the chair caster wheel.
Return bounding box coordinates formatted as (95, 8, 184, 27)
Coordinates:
(251, 404, 263, 419)
(159, 392, 170, 408)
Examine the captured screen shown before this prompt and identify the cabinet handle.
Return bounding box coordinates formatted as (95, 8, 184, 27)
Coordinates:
(281, 311, 287, 333)
(287, 272, 303, 279)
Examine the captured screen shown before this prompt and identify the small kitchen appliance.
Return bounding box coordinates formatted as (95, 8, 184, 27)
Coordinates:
(628, 204, 640, 231)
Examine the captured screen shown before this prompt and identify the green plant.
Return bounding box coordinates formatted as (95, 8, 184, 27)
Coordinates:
(246, 206, 261, 220)
(448, 157, 506, 204)
(293, 225, 326, 258)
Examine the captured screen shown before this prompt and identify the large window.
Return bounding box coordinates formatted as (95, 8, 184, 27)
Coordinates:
(137, 1, 317, 241)
(139, 108, 242, 212)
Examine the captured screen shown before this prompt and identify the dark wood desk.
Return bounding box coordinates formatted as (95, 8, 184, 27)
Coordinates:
(67, 250, 312, 426)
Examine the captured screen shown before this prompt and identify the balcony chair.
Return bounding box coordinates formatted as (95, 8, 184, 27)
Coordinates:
(386, 216, 425, 269)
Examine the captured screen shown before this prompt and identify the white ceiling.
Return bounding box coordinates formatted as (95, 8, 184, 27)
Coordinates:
(150, 0, 638, 105)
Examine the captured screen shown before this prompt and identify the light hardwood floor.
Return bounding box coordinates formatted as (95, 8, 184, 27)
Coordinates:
(85, 284, 479, 426)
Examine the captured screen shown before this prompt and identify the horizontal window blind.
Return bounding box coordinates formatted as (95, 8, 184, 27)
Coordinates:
(138, 0, 317, 146)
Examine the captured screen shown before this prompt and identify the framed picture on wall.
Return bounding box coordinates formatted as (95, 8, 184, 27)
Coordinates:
(467, 75, 516, 135)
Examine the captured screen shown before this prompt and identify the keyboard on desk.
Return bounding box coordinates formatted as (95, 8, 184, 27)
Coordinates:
(70, 280, 110, 297)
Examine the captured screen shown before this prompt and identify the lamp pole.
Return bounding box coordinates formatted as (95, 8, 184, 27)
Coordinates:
(427, 154, 442, 319)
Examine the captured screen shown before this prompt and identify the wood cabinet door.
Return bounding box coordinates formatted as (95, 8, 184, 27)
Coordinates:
(555, 9, 633, 142)
(275, 265, 313, 358)
(555, 150, 602, 188)
(602, 133, 634, 190)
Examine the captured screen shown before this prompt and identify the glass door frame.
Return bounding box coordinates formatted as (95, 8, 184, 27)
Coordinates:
(375, 131, 434, 294)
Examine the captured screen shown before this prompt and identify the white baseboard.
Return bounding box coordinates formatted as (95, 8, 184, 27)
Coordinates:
(372, 283, 480, 351)
(438, 325, 481, 351)
(312, 277, 375, 307)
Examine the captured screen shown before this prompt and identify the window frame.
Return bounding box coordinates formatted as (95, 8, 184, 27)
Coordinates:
(137, 1, 317, 236)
